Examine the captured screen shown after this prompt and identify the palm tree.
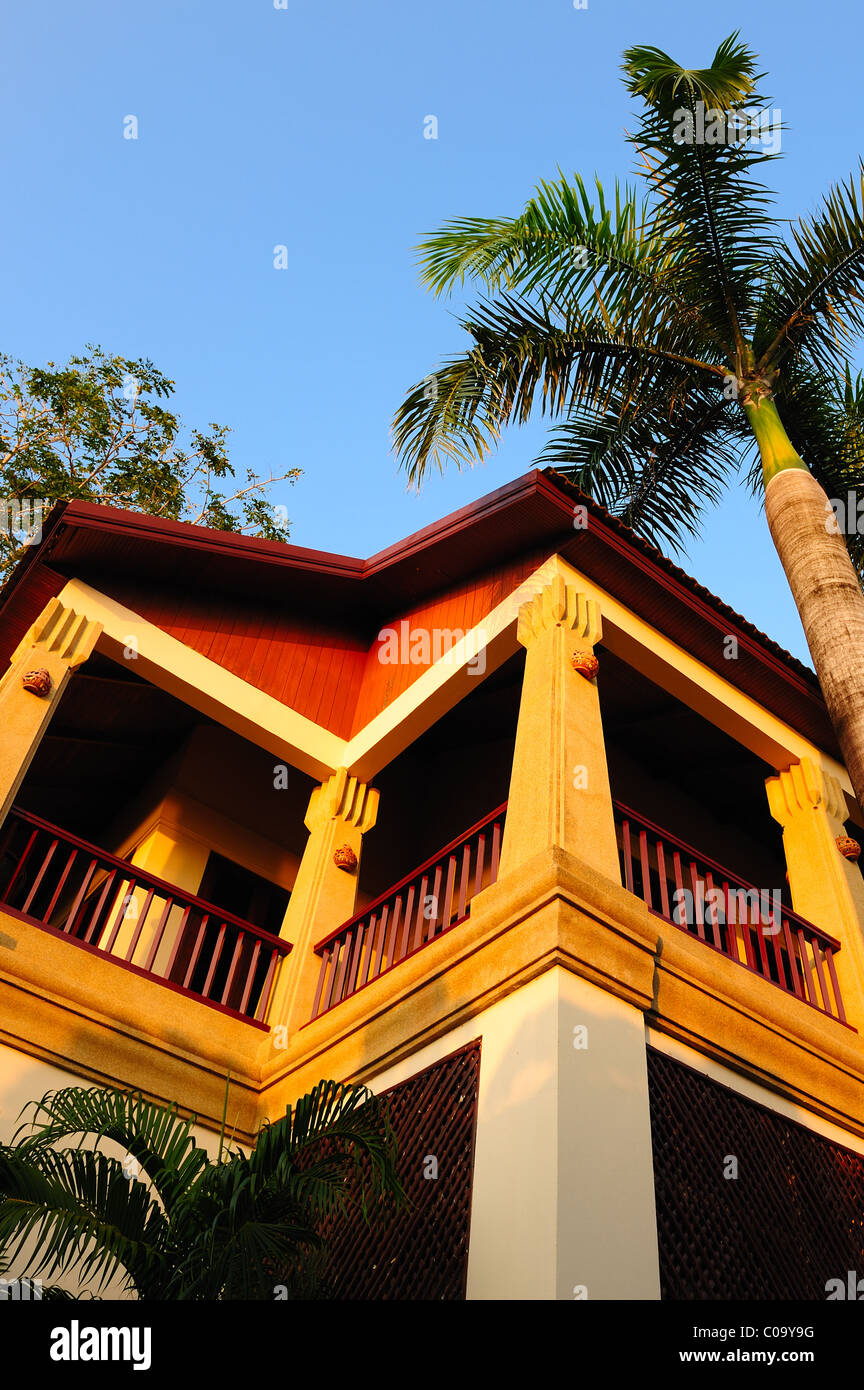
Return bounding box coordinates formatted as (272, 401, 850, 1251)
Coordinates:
(0, 1079, 404, 1299)
(393, 34, 864, 816)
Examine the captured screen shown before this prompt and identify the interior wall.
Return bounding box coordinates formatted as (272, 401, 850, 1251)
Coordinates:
(357, 657, 521, 906)
(605, 741, 787, 894)
(105, 725, 316, 898)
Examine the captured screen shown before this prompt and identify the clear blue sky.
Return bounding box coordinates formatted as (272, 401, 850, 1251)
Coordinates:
(2, 0, 862, 665)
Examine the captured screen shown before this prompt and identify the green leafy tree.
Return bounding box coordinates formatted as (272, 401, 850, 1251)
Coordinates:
(393, 34, 864, 816)
(0, 345, 300, 577)
(0, 1079, 404, 1300)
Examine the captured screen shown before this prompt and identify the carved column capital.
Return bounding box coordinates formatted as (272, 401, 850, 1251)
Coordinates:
(516, 577, 602, 651)
(305, 767, 379, 834)
(765, 756, 847, 826)
(12, 597, 102, 669)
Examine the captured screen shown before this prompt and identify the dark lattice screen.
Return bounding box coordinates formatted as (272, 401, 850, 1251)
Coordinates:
(648, 1046, 864, 1299)
(319, 1039, 481, 1300)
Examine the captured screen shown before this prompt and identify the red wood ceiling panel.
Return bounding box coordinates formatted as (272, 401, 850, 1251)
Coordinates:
(350, 549, 549, 734)
(96, 581, 367, 739)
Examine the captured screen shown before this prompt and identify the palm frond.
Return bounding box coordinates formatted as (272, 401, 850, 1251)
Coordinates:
(393, 293, 723, 485)
(755, 165, 864, 373)
(622, 33, 781, 351)
(416, 173, 709, 330)
(539, 363, 751, 551)
(0, 1145, 168, 1296)
(12, 1086, 209, 1215)
(622, 31, 761, 109)
(250, 1079, 404, 1218)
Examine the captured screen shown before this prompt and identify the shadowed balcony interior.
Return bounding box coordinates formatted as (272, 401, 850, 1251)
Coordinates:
(598, 645, 788, 897)
(356, 648, 524, 909)
(359, 641, 787, 913)
(0, 650, 314, 1018)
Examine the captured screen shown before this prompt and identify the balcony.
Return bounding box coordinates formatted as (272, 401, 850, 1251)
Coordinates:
(311, 803, 507, 1018)
(614, 800, 847, 1025)
(0, 807, 291, 1025)
(310, 798, 849, 1027)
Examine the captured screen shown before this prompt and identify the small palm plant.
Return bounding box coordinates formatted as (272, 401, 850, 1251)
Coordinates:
(0, 1079, 404, 1299)
(393, 34, 864, 815)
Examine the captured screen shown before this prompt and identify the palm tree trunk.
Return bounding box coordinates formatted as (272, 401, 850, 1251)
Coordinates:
(747, 395, 864, 819)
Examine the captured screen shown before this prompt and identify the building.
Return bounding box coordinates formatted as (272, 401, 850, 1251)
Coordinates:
(1, 467, 864, 1301)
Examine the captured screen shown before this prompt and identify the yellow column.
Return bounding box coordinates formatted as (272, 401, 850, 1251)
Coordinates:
(268, 768, 379, 1033)
(107, 827, 212, 970)
(0, 598, 102, 824)
(499, 575, 619, 881)
(766, 758, 864, 1031)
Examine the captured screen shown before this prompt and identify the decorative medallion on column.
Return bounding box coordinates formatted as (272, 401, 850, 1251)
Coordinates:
(21, 669, 52, 696)
(570, 651, 599, 680)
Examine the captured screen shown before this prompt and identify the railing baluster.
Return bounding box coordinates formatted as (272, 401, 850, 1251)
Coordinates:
(42, 848, 78, 924)
(411, 876, 429, 952)
(183, 915, 211, 989)
(398, 886, 416, 961)
(798, 928, 818, 1005)
(781, 914, 804, 998)
(220, 932, 246, 1006)
(58, 857, 98, 935)
(722, 881, 739, 962)
(688, 862, 704, 940)
(753, 899, 771, 980)
(365, 906, 387, 984)
(825, 947, 846, 1024)
(490, 821, 502, 882)
(311, 946, 332, 1019)
(3, 827, 40, 901)
(254, 948, 280, 1023)
(811, 939, 831, 1014)
(82, 869, 118, 944)
(21, 838, 59, 915)
(164, 905, 192, 978)
(474, 833, 486, 896)
(331, 927, 353, 1003)
(358, 919, 374, 986)
(672, 851, 684, 923)
(639, 830, 653, 910)
(380, 895, 401, 972)
(201, 924, 228, 999)
(456, 844, 471, 922)
(656, 839, 670, 920)
(238, 939, 262, 1016)
(321, 940, 342, 1013)
(345, 919, 368, 996)
(124, 887, 155, 962)
(622, 819, 634, 893)
(428, 866, 443, 941)
(767, 904, 787, 987)
(103, 878, 137, 954)
(143, 896, 175, 973)
(704, 871, 722, 950)
(739, 894, 757, 971)
(440, 856, 457, 933)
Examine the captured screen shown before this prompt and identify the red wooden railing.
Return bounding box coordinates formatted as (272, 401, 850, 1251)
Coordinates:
(310, 802, 507, 1019)
(613, 800, 847, 1023)
(0, 806, 291, 1025)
